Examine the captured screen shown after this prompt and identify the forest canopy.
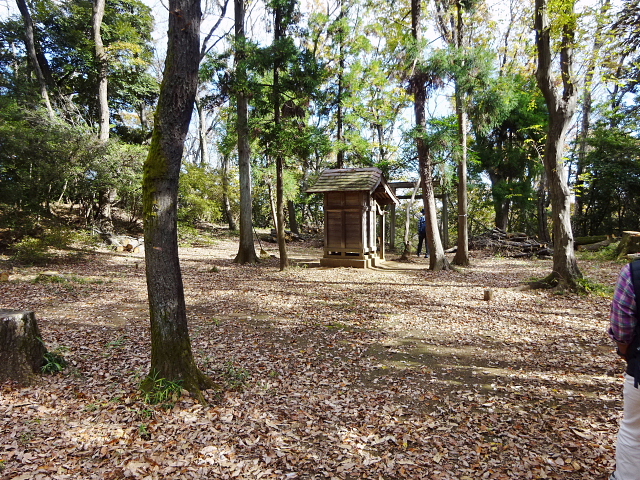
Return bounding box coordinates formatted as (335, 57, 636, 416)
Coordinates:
(1, 0, 639, 245)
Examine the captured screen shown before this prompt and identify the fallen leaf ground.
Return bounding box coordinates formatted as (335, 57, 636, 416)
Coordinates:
(0, 236, 626, 479)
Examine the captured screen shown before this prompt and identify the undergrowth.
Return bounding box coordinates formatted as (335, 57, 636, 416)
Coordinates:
(11, 227, 99, 265)
(221, 361, 251, 390)
(42, 347, 69, 374)
(577, 242, 621, 262)
(140, 372, 183, 407)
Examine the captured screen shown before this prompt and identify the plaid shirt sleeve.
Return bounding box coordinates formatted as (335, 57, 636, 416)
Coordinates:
(610, 263, 637, 345)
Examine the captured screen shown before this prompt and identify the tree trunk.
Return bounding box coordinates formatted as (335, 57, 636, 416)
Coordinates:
(92, 0, 116, 232)
(453, 99, 469, 266)
(97, 188, 116, 234)
(142, 0, 213, 402)
(335, 0, 345, 169)
(221, 153, 237, 230)
(494, 196, 510, 232)
(16, 0, 54, 118)
(411, 0, 449, 271)
(419, 146, 449, 270)
(195, 96, 210, 167)
(287, 199, 299, 234)
(534, 0, 582, 288)
(537, 166, 551, 243)
(274, 3, 289, 271)
(234, 0, 258, 264)
(376, 123, 386, 163)
(452, 2, 469, 266)
(92, 0, 109, 141)
(0, 310, 47, 384)
(267, 179, 278, 231)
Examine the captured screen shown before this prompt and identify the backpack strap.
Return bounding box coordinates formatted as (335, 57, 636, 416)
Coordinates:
(627, 260, 640, 387)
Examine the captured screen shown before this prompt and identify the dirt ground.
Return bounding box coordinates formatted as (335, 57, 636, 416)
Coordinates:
(0, 237, 626, 479)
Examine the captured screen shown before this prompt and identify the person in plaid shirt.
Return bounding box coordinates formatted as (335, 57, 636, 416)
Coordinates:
(610, 263, 640, 480)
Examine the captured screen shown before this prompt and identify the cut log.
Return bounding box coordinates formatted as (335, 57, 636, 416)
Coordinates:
(577, 238, 612, 252)
(470, 228, 547, 257)
(575, 235, 608, 246)
(0, 310, 47, 384)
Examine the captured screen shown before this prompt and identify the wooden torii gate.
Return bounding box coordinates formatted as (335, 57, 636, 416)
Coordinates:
(387, 181, 450, 250)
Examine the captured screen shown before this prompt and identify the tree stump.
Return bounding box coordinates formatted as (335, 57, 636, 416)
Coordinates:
(0, 310, 47, 384)
(616, 231, 640, 259)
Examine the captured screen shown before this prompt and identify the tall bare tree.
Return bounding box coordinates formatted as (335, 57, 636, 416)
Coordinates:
(142, 0, 214, 402)
(534, 0, 582, 288)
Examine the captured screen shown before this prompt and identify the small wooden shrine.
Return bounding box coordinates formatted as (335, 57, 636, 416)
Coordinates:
(306, 168, 399, 268)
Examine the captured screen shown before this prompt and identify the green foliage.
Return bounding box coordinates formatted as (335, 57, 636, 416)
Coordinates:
(106, 336, 127, 349)
(141, 372, 183, 407)
(11, 237, 54, 265)
(178, 163, 225, 225)
(470, 76, 548, 233)
(11, 226, 100, 265)
(177, 223, 218, 247)
(576, 124, 640, 235)
(42, 348, 68, 374)
(0, 0, 158, 131)
(577, 242, 622, 262)
(426, 46, 498, 101)
(0, 101, 146, 223)
(138, 423, 151, 440)
(0, 102, 99, 211)
(575, 277, 614, 298)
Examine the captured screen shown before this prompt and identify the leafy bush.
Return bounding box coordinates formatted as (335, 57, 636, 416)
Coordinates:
(10, 227, 98, 265)
(178, 164, 223, 225)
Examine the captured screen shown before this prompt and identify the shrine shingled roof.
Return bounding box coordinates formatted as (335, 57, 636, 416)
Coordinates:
(306, 168, 398, 205)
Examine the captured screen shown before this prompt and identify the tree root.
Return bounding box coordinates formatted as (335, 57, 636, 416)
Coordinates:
(527, 272, 585, 293)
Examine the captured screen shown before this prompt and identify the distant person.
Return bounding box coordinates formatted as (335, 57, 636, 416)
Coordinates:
(416, 209, 429, 258)
(609, 261, 640, 480)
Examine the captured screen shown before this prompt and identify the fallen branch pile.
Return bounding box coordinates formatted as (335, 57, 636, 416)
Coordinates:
(470, 228, 550, 257)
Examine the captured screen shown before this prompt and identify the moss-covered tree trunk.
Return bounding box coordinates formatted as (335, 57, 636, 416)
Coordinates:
(142, 0, 213, 402)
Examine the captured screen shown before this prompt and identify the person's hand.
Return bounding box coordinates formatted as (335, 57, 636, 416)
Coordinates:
(616, 341, 630, 358)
